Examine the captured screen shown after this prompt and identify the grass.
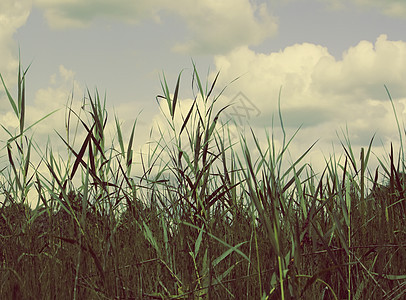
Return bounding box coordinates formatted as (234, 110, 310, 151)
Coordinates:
(0, 59, 405, 299)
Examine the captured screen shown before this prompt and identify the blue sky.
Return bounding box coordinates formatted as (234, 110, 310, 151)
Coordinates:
(2, 0, 406, 173)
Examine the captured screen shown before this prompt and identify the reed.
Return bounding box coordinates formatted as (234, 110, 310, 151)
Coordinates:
(0, 59, 405, 299)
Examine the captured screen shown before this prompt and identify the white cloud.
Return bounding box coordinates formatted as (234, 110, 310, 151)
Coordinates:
(0, 64, 74, 182)
(34, 0, 163, 29)
(171, 0, 277, 54)
(212, 42, 334, 115)
(20, 65, 152, 178)
(25, 65, 82, 140)
(353, 0, 406, 18)
(312, 35, 406, 99)
(27, 65, 141, 151)
(0, 0, 32, 143)
(33, 0, 277, 54)
(208, 35, 406, 173)
(320, 0, 406, 18)
(0, 0, 31, 87)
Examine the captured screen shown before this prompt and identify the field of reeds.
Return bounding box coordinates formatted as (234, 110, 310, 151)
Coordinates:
(0, 60, 405, 299)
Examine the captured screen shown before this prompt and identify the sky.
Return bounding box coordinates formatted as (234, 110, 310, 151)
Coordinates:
(2, 0, 406, 178)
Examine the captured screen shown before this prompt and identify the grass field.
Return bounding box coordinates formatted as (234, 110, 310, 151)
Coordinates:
(0, 61, 405, 299)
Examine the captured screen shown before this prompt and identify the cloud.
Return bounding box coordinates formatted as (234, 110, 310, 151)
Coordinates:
(33, 0, 277, 54)
(353, 0, 406, 18)
(0, 0, 32, 85)
(320, 0, 406, 18)
(171, 0, 278, 54)
(17, 65, 153, 177)
(27, 65, 141, 150)
(0, 0, 32, 142)
(208, 34, 406, 172)
(34, 0, 163, 29)
(22, 65, 82, 141)
(312, 35, 406, 99)
(0, 64, 76, 179)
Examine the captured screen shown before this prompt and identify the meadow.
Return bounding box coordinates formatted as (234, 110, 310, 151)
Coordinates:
(0, 61, 405, 299)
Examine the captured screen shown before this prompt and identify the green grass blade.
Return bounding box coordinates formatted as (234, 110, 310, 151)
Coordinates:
(0, 73, 18, 116)
(115, 115, 125, 156)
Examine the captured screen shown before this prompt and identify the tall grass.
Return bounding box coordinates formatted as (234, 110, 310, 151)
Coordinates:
(0, 60, 405, 299)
